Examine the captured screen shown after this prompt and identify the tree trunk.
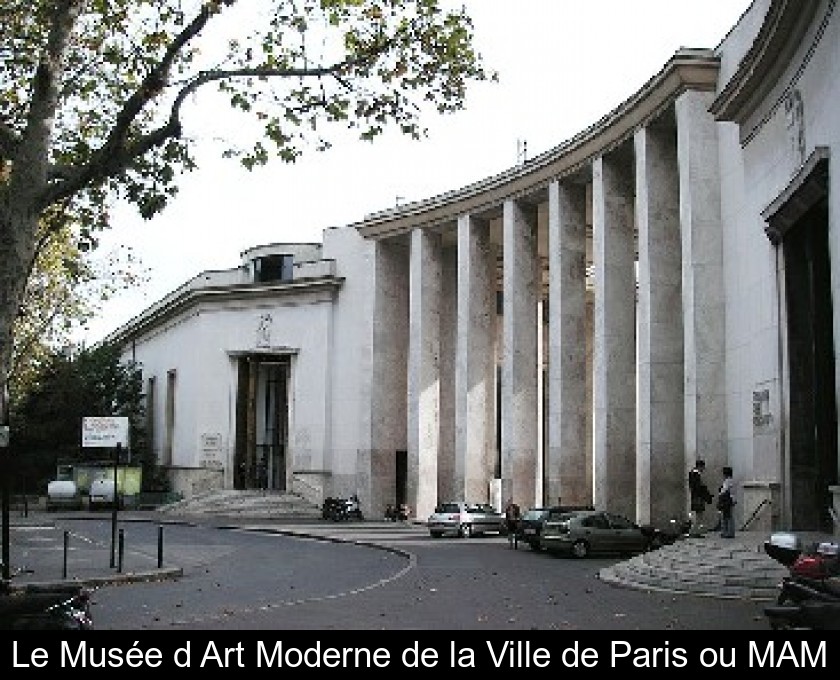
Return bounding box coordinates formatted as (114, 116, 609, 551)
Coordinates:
(0, 205, 41, 407)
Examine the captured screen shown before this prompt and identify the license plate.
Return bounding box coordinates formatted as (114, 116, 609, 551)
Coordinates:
(524, 528, 536, 535)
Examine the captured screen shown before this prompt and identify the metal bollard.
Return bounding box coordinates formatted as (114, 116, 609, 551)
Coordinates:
(157, 525, 164, 568)
(117, 528, 124, 573)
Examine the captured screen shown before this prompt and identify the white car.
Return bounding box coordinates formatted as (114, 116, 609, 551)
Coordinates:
(426, 501, 505, 538)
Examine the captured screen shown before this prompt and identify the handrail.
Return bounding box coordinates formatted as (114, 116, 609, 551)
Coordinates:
(740, 498, 771, 532)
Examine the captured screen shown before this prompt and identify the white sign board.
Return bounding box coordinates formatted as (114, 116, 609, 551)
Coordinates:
(0, 425, 9, 447)
(82, 416, 129, 448)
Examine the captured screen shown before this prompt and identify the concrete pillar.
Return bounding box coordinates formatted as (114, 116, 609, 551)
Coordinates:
(502, 199, 539, 507)
(364, 238, 409, 518)
(635, 124, 684, 525)
(407, 228, 442, 520)
(546, 180, 589, 507)
(676, 90, 727, 486)
(455, 215, 497, 502)
(438, 242, 458, 502)
(592, 154, 636, 517)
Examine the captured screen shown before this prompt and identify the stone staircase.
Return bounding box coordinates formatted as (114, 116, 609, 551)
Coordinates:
(156, 489, 322, 519)
(598, 533, 789, 601)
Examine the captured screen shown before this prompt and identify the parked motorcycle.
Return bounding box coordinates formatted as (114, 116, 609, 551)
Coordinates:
(0, 581, 94, 630)
(762, 532, 840, 630)
(321, 495, 364, 521)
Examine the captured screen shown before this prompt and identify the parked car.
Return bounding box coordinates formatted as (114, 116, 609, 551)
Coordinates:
(427, 501, 505, 538)
(517, 505, 594, 550)
(540, 509, 660, 558)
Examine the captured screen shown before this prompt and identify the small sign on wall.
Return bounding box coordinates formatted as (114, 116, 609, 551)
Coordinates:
(199, 432, 224, 469)
(753, 389, 772, 428)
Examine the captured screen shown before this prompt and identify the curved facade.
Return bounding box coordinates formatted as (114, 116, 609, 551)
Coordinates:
(113, 0, 839, 533)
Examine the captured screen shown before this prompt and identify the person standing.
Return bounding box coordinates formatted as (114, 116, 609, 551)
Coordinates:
(688, 459, 713, 536)
(504, 498, 521, 549)
(718, 466, 736, 538)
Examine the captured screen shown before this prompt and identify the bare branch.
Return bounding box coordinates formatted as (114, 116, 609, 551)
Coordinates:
(39, 0, 239, 207)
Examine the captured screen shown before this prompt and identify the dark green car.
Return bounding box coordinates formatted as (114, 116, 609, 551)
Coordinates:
(517, 505, 594, 550)
(540, 509, 661, 558)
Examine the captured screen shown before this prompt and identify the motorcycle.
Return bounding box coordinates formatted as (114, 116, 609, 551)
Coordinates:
(762, 532, 840, 630)
(321, 495, 364, 522)
(0, 581, 94, 630)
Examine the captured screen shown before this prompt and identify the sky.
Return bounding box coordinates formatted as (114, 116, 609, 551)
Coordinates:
(83, 0, 755, 343)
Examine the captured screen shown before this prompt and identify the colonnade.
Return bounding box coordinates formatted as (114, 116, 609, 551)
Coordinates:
(368, 87, 727, 524)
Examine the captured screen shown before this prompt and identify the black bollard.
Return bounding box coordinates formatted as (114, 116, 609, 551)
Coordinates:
(117, 528, 124, 573)
(157, 525, 164, 568)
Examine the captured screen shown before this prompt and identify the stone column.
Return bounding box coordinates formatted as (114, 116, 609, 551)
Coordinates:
(635, 124, 684, 525)
(438, 242, 458, 502)
(455, 215, 497, 502)
(546, 180, 589, 507)
(408, 228, 442, 520)
(592, 154, 636, 517)
(676, 90, 727, 485)
(363, 238, 409, 518)
(502, 199, 539, 507)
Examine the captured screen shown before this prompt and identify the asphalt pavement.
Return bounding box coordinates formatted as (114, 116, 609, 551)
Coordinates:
(4, 508, 835, 602)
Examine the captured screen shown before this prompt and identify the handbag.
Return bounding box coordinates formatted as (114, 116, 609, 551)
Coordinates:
(716, 490, 733, 511)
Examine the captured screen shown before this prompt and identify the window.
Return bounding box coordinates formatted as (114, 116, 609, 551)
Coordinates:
(607, 514, 634, 529)
(163, 370, 176, 466)
(146, 377, 156, 462)
(254, 254, 293, 283)
(582, 514, 609, 529)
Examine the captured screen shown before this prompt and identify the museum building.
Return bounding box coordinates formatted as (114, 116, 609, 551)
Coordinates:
(108, 0, 840, 533)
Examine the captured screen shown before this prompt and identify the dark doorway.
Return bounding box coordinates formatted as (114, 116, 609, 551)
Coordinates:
(784, 196, 837, 531)
(233, 355, 290, 491)
(395, 450, 407, 507)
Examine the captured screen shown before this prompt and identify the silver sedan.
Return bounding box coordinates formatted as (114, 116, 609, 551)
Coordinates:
(426, 501, 505, 538)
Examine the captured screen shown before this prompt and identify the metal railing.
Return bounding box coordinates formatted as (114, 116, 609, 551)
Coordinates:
(740, 498, 771, 532)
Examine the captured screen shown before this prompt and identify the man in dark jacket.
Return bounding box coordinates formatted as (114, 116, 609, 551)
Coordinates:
(688, 459, 713, 537)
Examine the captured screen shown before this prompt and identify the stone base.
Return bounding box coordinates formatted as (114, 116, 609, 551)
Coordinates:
(741, 480, 781, 534)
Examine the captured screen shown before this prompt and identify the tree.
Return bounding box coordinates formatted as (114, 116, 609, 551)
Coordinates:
(8, 342, 148, 493)
(11, 222, 145, 404)
(0, 0, 493, 429)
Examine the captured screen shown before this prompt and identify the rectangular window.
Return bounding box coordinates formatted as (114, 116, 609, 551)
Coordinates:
(164, 370, 176, 467)
(254, 254, 294, 283)
(146, 377, 156, 463)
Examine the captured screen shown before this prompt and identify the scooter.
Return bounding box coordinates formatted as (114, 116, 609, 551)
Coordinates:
(0, 581, 94, 630)
(762, 532, 840, 630)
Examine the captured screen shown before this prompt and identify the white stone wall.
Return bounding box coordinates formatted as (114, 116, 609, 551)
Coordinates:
(321, 226, 376, 503)
(121, 237, 365, 497)
(717, 0, 840, 528)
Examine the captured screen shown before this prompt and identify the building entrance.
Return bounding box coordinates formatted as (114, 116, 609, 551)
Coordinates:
(783, 195, 838, 530)
(233, 355, 290, 491)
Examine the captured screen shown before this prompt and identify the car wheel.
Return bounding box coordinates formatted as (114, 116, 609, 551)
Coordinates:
(571, 539, 589, 558)
(529, 540, 542, 552)
(459, 523, 472, 538)
(648, 535, 664, 551)
(429, 531, 443, 538)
